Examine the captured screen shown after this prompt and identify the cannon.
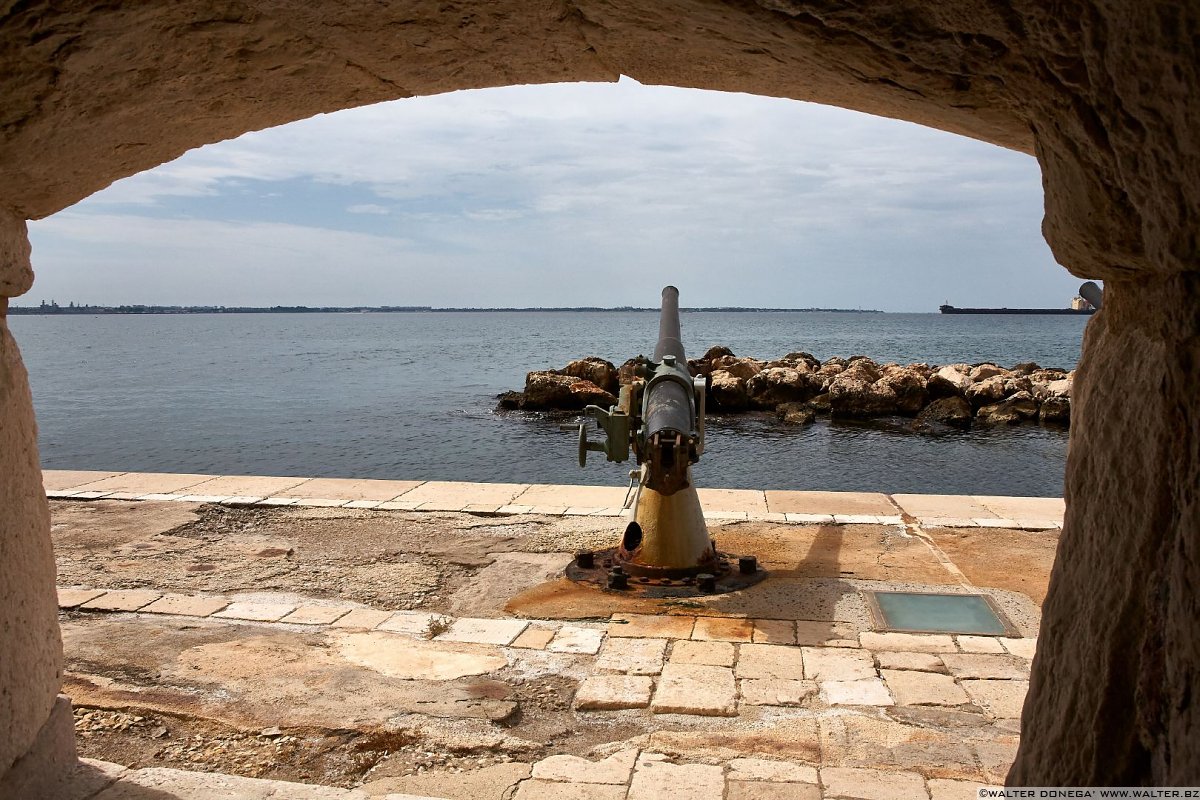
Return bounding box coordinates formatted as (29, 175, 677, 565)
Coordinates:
(565, 286, 764, 596)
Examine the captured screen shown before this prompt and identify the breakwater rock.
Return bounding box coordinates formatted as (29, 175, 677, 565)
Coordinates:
(499, 348, 1073, 429)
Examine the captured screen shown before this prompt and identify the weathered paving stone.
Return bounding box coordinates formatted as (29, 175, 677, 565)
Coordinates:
(628, 754, 725, 800)
(820, 766, 927, 800)
(514, 780, 626, 800)
(728, 782, 820, 800)
(651, 664, 738, 716)
(57, 588, 105, 609)
(735, 644, 805, 680)
(881, 669, 970, 706)
(91, 765, 386, 799)
(531, 749, 638, 784)
(802, 647, 876, 681)
(957, 635, 1006, 653)
(609, 613, 695, 640)
(822, 678, 894, 706)
(574, 675, 654, 710)
(752, 619, 796, 644)
(795, 621, 861, 646)
(377, 611, 444, 636)
(547, 625, 605, 654)
(595, 637, 668, 675)
(141, 594, 230, 618)
(691, 616, 754, 642)
(999, 637, 1037, 659)
(670, 640, 735, 667)
(213, 602, 296, 622)
(511, 627, 557, 650)
(928, 777, 998, 800)
(858, 632, 957, 653)
(728, 758, 819, 783)
(281, 605, 353, 625)
(940, 654, 1029, 680)
(874, 651, 945, 673)
(329, 608, 394, 629)
(81, 590, 161, 612)
(961, 679, 1029, 718)
(739, 678, 819, 707)
(438, 617, 530, 646)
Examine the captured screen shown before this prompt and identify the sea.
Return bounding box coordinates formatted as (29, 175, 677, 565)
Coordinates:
(9, 311, 1090, 497)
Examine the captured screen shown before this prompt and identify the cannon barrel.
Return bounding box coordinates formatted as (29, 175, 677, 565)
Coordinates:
(653, 285, 686, 363)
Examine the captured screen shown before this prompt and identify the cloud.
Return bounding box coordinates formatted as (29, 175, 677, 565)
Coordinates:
(27, 77, 1078, 311)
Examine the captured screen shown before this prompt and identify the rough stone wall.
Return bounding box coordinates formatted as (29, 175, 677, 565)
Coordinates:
(0, 209, 60, 776)
(1010, 275, 1200, 785)
(0, 0, 1197, 785)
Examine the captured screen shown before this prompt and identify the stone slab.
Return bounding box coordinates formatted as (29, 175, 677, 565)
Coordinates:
(696, 487, 768, 514)
(68, 472, 212, 494)
(973, 495, 1065, 522)
(609, 613, 695, 639)
(272, 477, 424, 502)
(740, 678, 818, 707)
(785, 513, 835, 524)
(510, 627, 557, 650)
(281, 605, 354, 625)
(91, 766, 380, 799)
(961, 679, 1029, 718)
(400, 481, 528, 510)
(822, 678, 894, 706)
(141, 594, 230, 618)
(181, 474, 310, 497)
(820, 767, 927, 800)
(999, 637, 1038, 659)
(940, 654, 1030, 680)
(514, 780, 626, 800)
(651, 663, 737, 716)
(377, 611, 444, 637)
(874, 651, 945, 673)
(531, 748, 638, 784)
(729, 758, 819, 784)
(928, 778, 995, 800)
(438, 617, 529, 646)
(43, 470, 125, 491)
(547, 625, 605, 654)
(765, 490, 894, 516)
(957, 635, 1006, 653)
(213, 601, 296, 622)
(80, 589, 161, 612)
(574, 675, 654, 710)
(628, 755, 725, 800)
(802, 647, 876, 681)
(595, 637, 668, 674)
(795, 621, 860, 646)
(728, 780, 820, 800)
(858, 632, 957, 653)
(329, 608, 395, 629)
(752, 619, 796, 644)
(513, 484, 628, 508)
(892, 493, 997, 520)
(669, 640, 735, 667)
(881, 669, 970, 706)
(691, 616, 754, 642)
(736, 644, 805, 680)
(58, 588, 106, 609)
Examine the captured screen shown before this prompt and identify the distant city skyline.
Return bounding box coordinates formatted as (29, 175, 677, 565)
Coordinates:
(25, 77, 1082, 313)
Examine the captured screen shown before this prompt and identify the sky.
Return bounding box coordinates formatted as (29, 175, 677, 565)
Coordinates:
(25, 77, 1083, 312)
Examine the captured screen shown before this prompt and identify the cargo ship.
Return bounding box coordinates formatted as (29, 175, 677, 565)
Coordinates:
(939, 295, 1096, 315)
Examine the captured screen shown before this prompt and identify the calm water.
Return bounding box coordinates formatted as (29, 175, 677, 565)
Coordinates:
(10, 312, 1088, 496)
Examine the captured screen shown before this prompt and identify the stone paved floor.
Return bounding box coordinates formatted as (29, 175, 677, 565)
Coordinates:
(49, 471, 1056, 800)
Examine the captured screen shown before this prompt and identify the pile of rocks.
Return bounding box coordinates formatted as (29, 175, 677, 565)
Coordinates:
(498, 347, 1073, 429)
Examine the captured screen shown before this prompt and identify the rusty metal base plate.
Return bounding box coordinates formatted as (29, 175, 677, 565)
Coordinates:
(565, 547, 768, 598)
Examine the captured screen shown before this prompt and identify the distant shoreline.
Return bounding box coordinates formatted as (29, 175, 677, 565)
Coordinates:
(8, 304, 884, 315)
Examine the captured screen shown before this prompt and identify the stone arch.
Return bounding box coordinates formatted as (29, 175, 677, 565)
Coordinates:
(1, 1, 1196, 790)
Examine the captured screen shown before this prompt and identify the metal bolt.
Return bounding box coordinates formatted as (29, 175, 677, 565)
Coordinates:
(575, 550, 594, 569)
(739, 556, 758, 574)
(697, 573, 717, 593)
(608, 566, 629, 590)
(663, 354, 677, 367)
